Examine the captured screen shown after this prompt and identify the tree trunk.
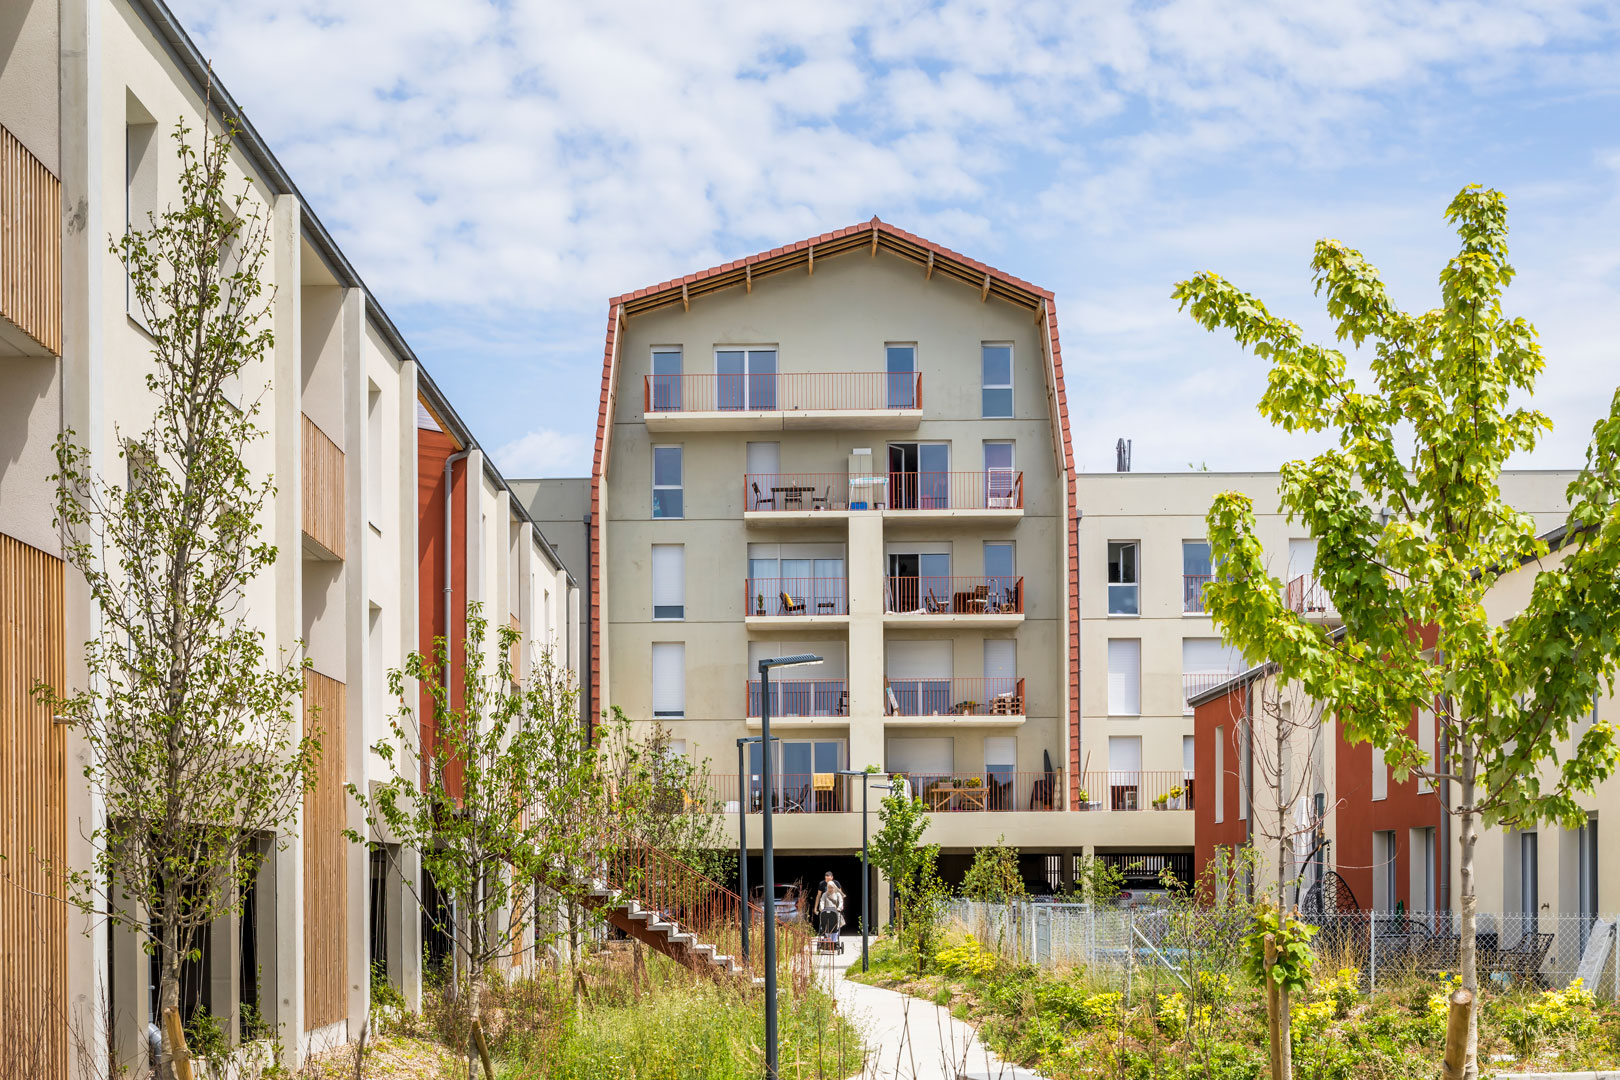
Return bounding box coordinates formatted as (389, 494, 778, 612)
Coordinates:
(159, 914, 184, 1080)
(1459, 751, 1479, 1080)
(1263, 934, 1282, 1080)
(1277, 986, 1292, 1080)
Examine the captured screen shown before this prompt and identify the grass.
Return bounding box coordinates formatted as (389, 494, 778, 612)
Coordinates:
(849, 927, 1620, 1079)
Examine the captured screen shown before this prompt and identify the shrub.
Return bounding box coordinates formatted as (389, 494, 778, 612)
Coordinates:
(936, 935, 999, 980)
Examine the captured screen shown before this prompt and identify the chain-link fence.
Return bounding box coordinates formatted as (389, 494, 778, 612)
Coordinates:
(946, 900, 1620, 1001)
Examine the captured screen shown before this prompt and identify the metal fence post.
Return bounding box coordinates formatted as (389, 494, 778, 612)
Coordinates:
(1369, 912, 1377, 994)
(1126, 907, 1136, 1005)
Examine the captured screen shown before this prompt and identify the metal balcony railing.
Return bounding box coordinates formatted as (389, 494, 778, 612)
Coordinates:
(1285, 574, 1335, 616)
(745, 678, 849, 718)
(645, 371, 921, 414)
(1182, 671, 1240, 712)
(745, 577, 847, 617)
(885, 576, 1023, 616)
(742, 471, 1024, 512)
(708, 773, 853, 814)
(888, 772, 1062, 812)
(1075, 771, 1195, 811)
(885, 471, 1023, 511)
(1184, 574, 1212, 613)
(884, 676, 1024, 717)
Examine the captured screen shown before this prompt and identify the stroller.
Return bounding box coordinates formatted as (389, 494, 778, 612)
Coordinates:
(813, 884, 846, 953)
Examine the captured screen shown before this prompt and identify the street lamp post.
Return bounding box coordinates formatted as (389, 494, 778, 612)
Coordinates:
(735, 735, 778, 967)
(835, 770, 893, 973)
(758, 653, 821, 1080)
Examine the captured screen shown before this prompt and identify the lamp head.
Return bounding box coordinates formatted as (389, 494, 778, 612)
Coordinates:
(758, 653, 822, 673)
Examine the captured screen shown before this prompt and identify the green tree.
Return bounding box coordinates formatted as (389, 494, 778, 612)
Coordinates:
(1173, 184, 1620, 1079)
(40, 115, 315, 1080)
(960, 836, 1025, 904)
(351, 604, 614, 1075)
(603, 720, 734, 885)
(869, 777, 936, 941)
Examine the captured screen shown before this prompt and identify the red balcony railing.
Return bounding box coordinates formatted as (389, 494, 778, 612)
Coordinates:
(645, 371, 921, 414)
(886, 471, 1023, 511)
(1182, 671, 1240, 711)
(1184, 574, 1212, 613)
(745, 473, 849, 511)
(746, 577, 848, 617)
(888, 771, 1062, 812)
(885, 576, 1023, 615)
(884, 676, 1024, 717)
(1076, 771, 1195, 811)
(1285, 575, 1335, 615)
(746, 678, 849, 718)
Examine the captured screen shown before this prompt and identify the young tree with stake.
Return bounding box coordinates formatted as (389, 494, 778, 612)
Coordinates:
(42, 116, 316, 1080)
(1174, 185, 1620, 1079)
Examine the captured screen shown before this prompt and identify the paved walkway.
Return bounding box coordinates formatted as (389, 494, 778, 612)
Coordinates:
(812, 942, 1046, 1080)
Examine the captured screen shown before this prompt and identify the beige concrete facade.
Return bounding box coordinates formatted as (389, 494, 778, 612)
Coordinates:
(597, 241, 1079, 867)
(0, 1, 581, 1073)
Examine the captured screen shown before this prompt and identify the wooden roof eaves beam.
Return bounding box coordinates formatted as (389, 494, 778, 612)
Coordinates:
(745, 263, 752, 293)
(980, 271, 991, 302)
(808, 243, 814, 275)
(926, 250, 935, 279)
(681, 281, 690, 312)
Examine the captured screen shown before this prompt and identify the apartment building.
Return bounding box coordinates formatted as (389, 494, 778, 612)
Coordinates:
(589, 219, 1090, 907)
(1187, 477, 1580, 915)
(0, 1, 578, 1074)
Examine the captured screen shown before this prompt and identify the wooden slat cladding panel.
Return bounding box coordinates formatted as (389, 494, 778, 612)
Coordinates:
(0, 125, 61, 356)
(301, 414, 345, 560)
(301, 670, 347, 1031)
(0, 533, 67, 1075)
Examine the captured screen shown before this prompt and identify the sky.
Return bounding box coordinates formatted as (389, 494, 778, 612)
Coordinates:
(167, 0, 1620, 479)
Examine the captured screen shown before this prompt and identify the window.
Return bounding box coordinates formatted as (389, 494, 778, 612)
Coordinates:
(1411, 827, 1436, 912)
(652, 545, 684, 620)
(1182, 638, 1242, 712)
(651, 643, 684, 717)
(983, 442, 1017, 507)
(1372, 744, 1388, 801)
(1107, 542, 1139, 615)
(983, 639, 1016, 701)
(981, 344, 1012, 417)
(1108, 736, 1142, 810)
(984, 542, 1016, 610)
(1106, 639, 1140, 715)
(366, 383, 383, 529)
(716, 348, 777, 410)
(652, 446, 683, 518)
(1417, 709, 1435, 794)
(750, 740, 846, 811)
(886, 344, 917, 408)
(125, 102, 158, 318)
(984, 736, 1016, 777)
(650, 348, 682, 412)
(1372, 831, 1397, 911)
(1183, 540, 1213, 613)
(1214, 728, 1225, 824)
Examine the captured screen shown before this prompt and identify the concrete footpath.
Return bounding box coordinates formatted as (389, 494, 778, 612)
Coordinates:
(813, 943, 1046, 1080)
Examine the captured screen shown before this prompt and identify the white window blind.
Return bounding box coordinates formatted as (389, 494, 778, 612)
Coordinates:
(1417, 708, 1435, 794)
(984, 736, 1016, 769)
(652, 545, 684, 619)
(1183, 735, 1196, 775)
(1108, 735, 1142, 773)
(983, 639, 1016, 681)
(1182, 638, 1241, 673)
(1215, 728, 1225, 824)
(1372, 744, 1388, 801)
(887, 640, 952, 679)
(651, 643, 684, 717)
(1107, 639, 1141, 715)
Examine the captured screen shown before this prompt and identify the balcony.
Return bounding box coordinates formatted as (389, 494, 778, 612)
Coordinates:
(1183, 671, 1240, 713)
(644, 372, 922, 431)
(1075, 771, 1195, 811)
(1184, 574, 1211, 613)
(301, 413, 345, 560)
(708, 773, 853, 814)
(884, 676, 1024, 726)
(884, 576, 1024, 628)
(1, 126, 61, 358)
(742, 470, 1024, 523)
(890, 772, 1061, 812)
(745, 576, 848, 628)
(745, 678, 849, 726)
(1285, 575, 1338, 622)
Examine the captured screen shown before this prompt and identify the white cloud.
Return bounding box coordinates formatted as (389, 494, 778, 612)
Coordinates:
(493, 428, 592, 478)
(164, 0, 1620, 472)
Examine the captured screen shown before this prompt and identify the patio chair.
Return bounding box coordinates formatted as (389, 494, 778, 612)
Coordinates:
(812, 485, 830, 510)
(816, 594, 839, 614)
(751, 482, 775, 511)
(781, 784, 811, 814)
(1495, 931, 1555, 986)
(924, 590, 945, 614)
(884, 680, 900, 715)
(779, 591, 805, 615)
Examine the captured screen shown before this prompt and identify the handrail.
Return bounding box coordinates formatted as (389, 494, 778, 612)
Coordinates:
(885, 576, 1023, 615)
(645, 371, 921, 413)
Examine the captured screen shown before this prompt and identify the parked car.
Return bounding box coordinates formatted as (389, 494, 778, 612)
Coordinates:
(753, 883, 804, 924)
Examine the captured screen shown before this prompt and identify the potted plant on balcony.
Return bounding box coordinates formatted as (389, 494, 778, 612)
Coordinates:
(1168, 784, 1185, 809)
(1152, 793, 1170, 810)
(1075, 788, 1091, 810)
(755, 593, 766, 616)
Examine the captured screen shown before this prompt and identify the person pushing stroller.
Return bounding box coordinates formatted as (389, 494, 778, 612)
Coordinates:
(814, 871, 846, 946)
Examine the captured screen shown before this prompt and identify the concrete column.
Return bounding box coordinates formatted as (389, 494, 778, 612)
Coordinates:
(108, 897, 149, 1071)
(388, 846, 422, 1009)
(846, 511, 886, 771)
(341, 287, 368, 1040)
(208, 901, 241, 1048)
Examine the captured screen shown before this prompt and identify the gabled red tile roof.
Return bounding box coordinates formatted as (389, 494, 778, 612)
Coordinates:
(588, 218, 1080, 806)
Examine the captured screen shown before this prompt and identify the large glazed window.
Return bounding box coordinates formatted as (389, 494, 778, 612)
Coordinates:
(886, 344, 917, 408)
(652, 446, 683, 519)
(650, 348, 682, 412)
(716, 348, 777, 410)
(981, 344, 1013, 417)
(1107, 541, 1139, 615)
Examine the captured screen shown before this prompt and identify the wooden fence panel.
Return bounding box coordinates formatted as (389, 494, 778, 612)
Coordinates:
(302, 670, 347, 1031)
(301, 414, 345, 560)
(0, 533, 67, 1075)
(0, 125, 61, 356)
